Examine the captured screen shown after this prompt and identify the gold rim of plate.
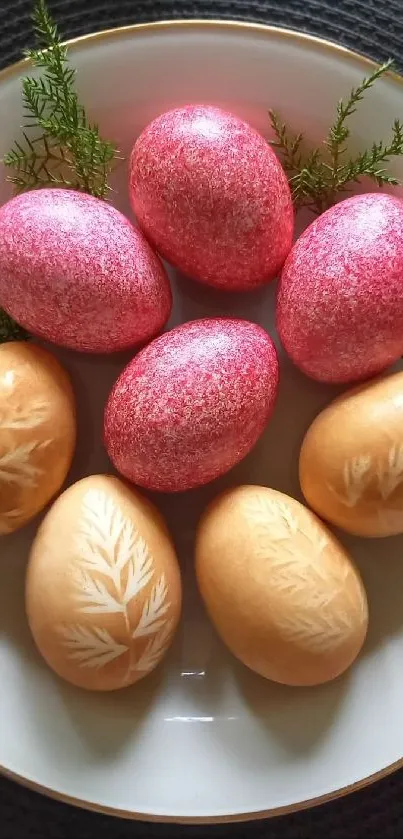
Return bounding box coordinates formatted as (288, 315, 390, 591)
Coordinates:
(0, 17, 402, 825)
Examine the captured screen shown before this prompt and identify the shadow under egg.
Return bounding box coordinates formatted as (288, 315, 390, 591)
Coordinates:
(341, 530, 403, 658)
(232, 657, 351, 758)
(172, 267, 273, 328)
(53, 663, 166, 761)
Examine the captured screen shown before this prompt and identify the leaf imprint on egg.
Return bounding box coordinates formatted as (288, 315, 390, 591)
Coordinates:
(327, 454, 372, 508)
(0, 399, 51, 494)
(376, 443, 403, 500)
(329, 445, 403, 508)
(58, 489, 173, 672)
(0, 440, 51, 489)
(0, 398, 50, 431)
(244, 493, 366, 652)
(58, 624, 129, 669)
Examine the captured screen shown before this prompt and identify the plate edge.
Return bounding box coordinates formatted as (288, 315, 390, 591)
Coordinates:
(2, 757, 403, 824)
(0, 19, 402, 85)
(0, 16, 402, 824)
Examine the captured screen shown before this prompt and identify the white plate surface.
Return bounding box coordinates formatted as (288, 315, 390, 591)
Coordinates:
(1, 20, 403, 824)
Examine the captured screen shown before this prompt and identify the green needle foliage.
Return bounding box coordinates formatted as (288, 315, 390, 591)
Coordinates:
(0, 311, 30, 343)
(3, 0, 119, 198)
(269, 59, 403, 213)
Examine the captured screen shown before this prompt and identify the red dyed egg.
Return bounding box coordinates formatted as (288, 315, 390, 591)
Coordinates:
(104, 318, 279, 492)
(277, 193, 403, 383)
(0, 189, 172, 353)
(129, 106, 294, 291)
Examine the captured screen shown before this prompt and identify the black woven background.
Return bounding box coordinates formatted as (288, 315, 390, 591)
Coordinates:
(2, 0, 403, 836)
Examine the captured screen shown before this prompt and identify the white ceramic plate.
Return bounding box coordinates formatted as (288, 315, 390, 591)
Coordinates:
(1, 20, 403, 825)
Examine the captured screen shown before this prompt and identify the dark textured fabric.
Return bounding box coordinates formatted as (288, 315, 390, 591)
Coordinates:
(1, 0, 403, 836)
(1, 0, 403, 70)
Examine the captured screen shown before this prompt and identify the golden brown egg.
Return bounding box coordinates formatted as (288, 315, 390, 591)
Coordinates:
(196, 486, 368, 686)
(299, 371, 403, 537)
(0, 342, 76, 535)
(26, 475, 182, 691)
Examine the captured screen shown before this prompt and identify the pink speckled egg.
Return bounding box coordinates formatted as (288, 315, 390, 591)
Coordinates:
(0, 189, 172, 352)
(104, 318, 279, 492)
(277, 193, 403, 384)
(129, 106, 294, 291)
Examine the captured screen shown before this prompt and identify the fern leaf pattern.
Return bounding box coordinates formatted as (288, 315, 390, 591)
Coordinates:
(247, 495, 299, 541)
(72, 568, 124, 614)
(132, 575, 170, 638)
(135, 619, 174, 672)
(0, 397, 51, 495)
(245, 493, 365, 653)
(376, 443, 403, 500)
(73, 489, 154, 610)
(58, 624, 129, 669)
(123, 535, 154, 606)
(59, 489, 173, 675)
(276, 610, 354, 654)
(0, 399, 50, 431)
(328, 444, 403, 508)
(328, 455, 372, 508)
(0, 440, 51, 489)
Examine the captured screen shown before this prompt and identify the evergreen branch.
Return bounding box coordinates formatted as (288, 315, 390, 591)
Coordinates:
(0, 311, 30, 343)
(3, 0, 120, 199)
(268, 110, 304, 174)
(269, 59, 403, 213)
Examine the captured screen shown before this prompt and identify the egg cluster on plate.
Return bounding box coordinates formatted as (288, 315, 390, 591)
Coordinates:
(1, 105, 403, 691)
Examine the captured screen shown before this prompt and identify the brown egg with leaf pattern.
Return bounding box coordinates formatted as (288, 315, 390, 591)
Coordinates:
(25, 475, 182, 691)
(300, 371, 403, 537)
(196, 486, 368, 686)
(0, 342, 76, 535)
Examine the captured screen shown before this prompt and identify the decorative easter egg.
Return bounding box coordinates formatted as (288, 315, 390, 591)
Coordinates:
(104, 318, 279, 492)
(196, 486, 368, 686)
(0, 189, 172, 353)
(300, 371, 403, 537)
(276, 193, 403, 383)
(129, 105, 294, 291)
(0, 342, 76, 535)
(26, 475, 182, 691)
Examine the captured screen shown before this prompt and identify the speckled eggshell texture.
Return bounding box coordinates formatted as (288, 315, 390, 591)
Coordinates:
(300, 371, 403, 537)
(0, 342, 76, 535)
(104, 318, 279, 492)
(0, 189, 172, 353)
(26, 475, 182, 691)
(129, 105, 294, 291)
(277, 193, 403, 383)
(196, 486, 368, 687)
